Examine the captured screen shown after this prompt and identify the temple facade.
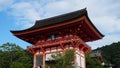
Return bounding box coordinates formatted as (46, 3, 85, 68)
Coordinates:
(11, 8, 103, 68)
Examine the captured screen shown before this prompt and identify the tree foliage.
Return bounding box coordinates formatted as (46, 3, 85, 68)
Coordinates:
(86, 54, 104, 68)
(46, 50, 75, 68)
(0, 43, 33, 68)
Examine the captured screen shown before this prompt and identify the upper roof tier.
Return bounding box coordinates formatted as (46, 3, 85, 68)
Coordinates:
(11, 8, 94, 34)
(10, 8, 104, 44)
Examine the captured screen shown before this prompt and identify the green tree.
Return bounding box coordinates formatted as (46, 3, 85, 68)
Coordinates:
(0, 43, 33, 68)
(86, 54, 104, 68)
(46, 50, 75, 68)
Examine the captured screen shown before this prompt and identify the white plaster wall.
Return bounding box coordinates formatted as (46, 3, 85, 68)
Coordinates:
(76, 54, 81, 66)
(75, 50, 85, 68)
(80, 52, 84, 57)
(46, 53, 52, 60)
(81, 57, 85, 68)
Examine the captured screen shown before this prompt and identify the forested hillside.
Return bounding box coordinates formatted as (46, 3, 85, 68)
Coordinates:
(95, 42, 120, 68)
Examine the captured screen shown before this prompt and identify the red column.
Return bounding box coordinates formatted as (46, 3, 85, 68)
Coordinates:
(33, 53, 36, 68)
(84, 53, 86, 68)
(42, 53, 46, 68)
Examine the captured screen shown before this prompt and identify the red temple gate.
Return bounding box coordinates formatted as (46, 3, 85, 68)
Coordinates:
(11, 8, 103, 68)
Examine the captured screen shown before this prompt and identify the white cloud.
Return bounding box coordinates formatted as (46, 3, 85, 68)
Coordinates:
(43, 0, 84, 18)
(10, 2, 41, 29)
(0, 0, 14, 11)
(11, 2, 40, 19)
(93, 16, 120, 34)
(8, 0, 84, 29)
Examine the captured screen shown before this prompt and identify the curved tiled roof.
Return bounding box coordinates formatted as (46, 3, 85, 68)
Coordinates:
(11, 8, 87, 33)
(10, 8, 104, 37)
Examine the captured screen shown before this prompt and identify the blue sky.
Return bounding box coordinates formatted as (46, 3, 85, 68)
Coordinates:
(0, 0, 120, 49)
